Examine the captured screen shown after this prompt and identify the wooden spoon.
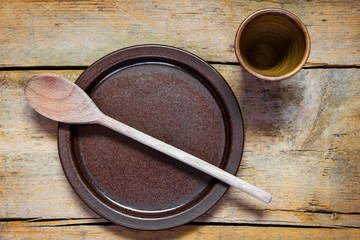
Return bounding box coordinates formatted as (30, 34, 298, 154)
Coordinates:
(24, 73, 272, 204)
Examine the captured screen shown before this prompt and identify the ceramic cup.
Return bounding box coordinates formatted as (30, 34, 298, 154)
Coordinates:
(235, 9, 310, 81)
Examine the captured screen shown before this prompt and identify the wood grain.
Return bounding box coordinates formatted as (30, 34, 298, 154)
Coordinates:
(1, 0, 359, 237)
(0, 0, 359, 67)
(1, 67, 359, 229)
(1, 220, 359, 240)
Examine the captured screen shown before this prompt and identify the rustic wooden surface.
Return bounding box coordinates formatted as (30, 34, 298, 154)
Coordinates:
(1, 0, 359, 239)
(0, 0, 359, 67)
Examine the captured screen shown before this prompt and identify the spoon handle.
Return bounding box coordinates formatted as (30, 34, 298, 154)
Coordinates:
(97, 114, 272, 204)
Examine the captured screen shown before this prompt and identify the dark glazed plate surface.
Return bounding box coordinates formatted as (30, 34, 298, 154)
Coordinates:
(58, 45, 244, 230)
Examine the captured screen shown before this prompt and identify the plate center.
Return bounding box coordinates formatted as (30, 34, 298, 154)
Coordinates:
(74, 63, 226, 212)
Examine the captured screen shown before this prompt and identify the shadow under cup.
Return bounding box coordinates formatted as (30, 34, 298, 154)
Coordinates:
(235, 9, 310, 80)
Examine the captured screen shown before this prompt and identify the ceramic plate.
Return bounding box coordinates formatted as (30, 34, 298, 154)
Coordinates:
(58, 45, 244, 230)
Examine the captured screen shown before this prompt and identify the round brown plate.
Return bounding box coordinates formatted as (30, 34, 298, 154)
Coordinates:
(58, 45, 244, 230)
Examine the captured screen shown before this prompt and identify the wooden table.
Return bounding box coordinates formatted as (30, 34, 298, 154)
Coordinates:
(1, 1, 359, 239)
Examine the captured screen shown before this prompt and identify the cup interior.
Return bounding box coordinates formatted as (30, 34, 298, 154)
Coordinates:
(236, 10, 309, 80)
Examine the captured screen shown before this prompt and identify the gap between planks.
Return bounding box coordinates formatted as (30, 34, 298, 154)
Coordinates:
(0, 63, 359, 72)
(1, 212, 360, 229)
(0, 219, 359, 230)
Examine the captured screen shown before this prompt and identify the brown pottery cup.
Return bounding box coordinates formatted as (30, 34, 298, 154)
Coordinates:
(235, 9, 310, 81)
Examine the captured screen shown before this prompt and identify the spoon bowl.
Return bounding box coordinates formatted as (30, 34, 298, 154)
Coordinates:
(25, 73, 102, 124)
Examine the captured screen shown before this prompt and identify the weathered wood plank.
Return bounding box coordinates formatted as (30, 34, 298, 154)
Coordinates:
(1, 67, 359, 228)
(1, 220, 359, 240)
(0, 0, 359, 67)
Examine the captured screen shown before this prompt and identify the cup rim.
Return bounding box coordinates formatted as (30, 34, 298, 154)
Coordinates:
(234, 8, 311, 81)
